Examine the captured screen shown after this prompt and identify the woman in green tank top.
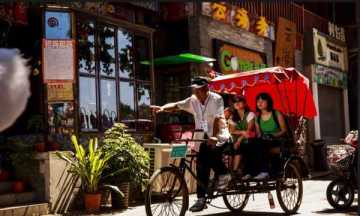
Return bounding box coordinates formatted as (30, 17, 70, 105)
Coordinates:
(228, 95, 255, 174)
(248, 93, 287, 180)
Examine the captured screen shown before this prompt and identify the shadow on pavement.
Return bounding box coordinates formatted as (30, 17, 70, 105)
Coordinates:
(200, 211, 289, 216)
(313, 206, 358, 215)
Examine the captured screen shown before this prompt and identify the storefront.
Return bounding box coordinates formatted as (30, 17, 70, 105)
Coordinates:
(0, 2, 156, 212)
(44, 4, 155, 144)
(305, 28, 349, 145)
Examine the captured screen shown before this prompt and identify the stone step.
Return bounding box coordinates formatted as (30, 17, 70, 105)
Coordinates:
(0, 203, 48, 216)
(0, 192, 36, 207)
(0, 182, 12, 193)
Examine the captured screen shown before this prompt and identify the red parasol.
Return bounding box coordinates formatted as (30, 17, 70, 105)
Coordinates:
(210, 66, 317, 119)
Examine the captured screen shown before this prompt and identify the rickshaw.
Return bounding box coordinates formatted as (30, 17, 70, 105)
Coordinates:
(144, 66, 317, 216)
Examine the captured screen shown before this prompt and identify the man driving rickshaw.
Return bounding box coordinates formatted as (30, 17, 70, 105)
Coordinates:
(151, 76, 232, 212)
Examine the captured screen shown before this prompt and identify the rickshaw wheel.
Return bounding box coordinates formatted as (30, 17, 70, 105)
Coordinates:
(276, 163, 303, 214)
(326, 178, 354, 210)
(145, 167, 188, 216)
(223, 181, 249, 212)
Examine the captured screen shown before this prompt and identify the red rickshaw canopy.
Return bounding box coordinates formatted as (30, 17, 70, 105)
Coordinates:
(210, 66, 317, 119)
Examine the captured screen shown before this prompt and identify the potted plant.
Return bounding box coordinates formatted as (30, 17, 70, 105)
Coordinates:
(9, 151, 36, 193)
(27, 115, 45, 152)
(57, 135, 123, 213)
(102, 123, 150, 209)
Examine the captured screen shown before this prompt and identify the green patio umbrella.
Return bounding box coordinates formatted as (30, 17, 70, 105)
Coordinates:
(140, 53, 216, 65)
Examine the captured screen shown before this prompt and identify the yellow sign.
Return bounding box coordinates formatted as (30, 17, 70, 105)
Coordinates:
(255, 16, 269, 37)
(234, 8, 250, 30)
(211, 3, 227, 21)
(203, 3, 275, 40)
(47, 82, 74, 101)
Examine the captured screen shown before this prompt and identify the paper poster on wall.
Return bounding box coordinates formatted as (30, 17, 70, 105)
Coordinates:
(47, 82, 74, 101)
(48, 102, 75, 135)
(43, 39, 75, 82)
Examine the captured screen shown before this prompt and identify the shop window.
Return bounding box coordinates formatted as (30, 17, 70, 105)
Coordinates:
(45, 11, 72, 39)
(118, 30, 134, 79)
(77, 17, 152, 132)
(99, 25, 116, 77)
(137, 83, 151, 119)
(135, 35, 151, 81)
(78, 21, 96, 75)
(101, 79, 117, 129)
(120, 80, 136, 120)
(79, 76, 97, 130)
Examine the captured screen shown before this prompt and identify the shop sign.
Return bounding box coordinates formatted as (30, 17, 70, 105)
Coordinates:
(215, 40, 267, 74)
(313, 28, 348, 71)
(314, 64, 347, 89)
(47, 82, 74, 101)
(45, 11, 72, 40)
(328, 22, 346, 42)
(42, 39, 75, 83)
(274, 17, 296, 67)
(202, 3, 275, 40)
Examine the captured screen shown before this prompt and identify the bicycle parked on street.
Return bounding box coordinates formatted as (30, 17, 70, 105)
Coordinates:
(326, 130, 358, 210)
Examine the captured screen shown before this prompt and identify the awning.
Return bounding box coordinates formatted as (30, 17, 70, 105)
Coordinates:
(140, 53, 216, 65)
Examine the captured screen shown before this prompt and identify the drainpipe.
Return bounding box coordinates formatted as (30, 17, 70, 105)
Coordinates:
(356, 0, 360, 214)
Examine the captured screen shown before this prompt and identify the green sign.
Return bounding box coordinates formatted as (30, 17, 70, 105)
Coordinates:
(217, 42, 268, 74)
(315, 64, 347, 89)
(170, 144, 187, 159)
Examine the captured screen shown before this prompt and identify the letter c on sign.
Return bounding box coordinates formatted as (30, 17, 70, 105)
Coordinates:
(220, 50, 232, 73)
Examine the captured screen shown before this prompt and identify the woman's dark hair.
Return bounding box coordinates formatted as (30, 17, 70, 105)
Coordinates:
(231, 95, 250, 122)
(256, 92, 274, 113)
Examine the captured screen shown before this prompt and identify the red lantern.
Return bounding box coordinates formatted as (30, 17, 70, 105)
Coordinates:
(13, 2, 28, 25)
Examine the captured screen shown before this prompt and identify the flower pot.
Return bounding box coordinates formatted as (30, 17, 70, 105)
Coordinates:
(35, 142, 46, 152)
(50, 142, 60, 151)
(112, 182, 130, 209)
(0, 170, 9, 182)
(12, 181, 25, 193)
(84, 193, 101, 213)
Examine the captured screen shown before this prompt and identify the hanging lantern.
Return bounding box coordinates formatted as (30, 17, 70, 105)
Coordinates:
(13, 1, 28, 25)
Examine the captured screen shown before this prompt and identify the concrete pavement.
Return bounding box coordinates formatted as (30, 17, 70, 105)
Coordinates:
(67, 180, 357, 216)
(95, 180, 357, 216)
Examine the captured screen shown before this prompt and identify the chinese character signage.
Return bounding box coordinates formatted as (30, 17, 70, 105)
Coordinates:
(313, 28, 348, 71)
(203, 3, 275, 40)
(314, 65, 347, 89)
(328, 22, 346, 42)
(275, 17, 296, 67)
(214, 40, 267, 74)
(42, 39, 75, 82)
(47, 82, 74, 101)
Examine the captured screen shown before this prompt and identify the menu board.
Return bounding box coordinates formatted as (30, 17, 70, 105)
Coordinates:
(43, 39, 75, 82)
(47, 82, 73, 101)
